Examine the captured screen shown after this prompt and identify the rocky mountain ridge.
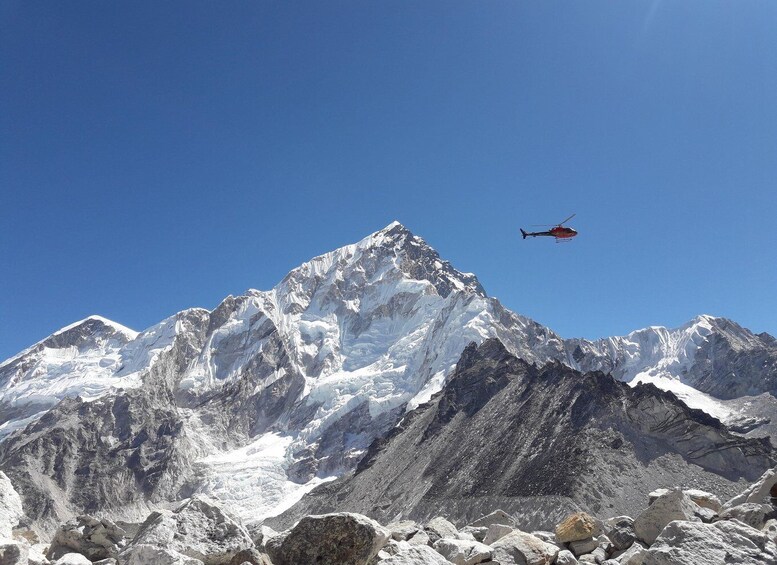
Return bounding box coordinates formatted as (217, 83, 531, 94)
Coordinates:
(1, 222, 776, 536)
(272, 339, 775, 532)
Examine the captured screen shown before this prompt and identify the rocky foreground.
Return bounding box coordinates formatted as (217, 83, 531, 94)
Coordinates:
(2, 467, 777, 565)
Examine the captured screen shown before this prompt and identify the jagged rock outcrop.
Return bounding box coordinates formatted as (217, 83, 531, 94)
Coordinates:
(274, 339, 775, 531)
(125, 495, 253, 565)
(46, 515, 126, 561)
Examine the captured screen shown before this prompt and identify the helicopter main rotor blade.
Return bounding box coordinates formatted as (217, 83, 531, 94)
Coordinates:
(557, 213, 576, 226)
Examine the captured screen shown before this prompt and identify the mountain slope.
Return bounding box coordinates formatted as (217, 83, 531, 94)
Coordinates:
(275, 339, 775, 531)
(1, 222, 776, 534)
(568, 315, 777, 399)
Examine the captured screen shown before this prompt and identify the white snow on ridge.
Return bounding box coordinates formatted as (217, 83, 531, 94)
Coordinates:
(0, 312, 196, 426)
(630, 372, 731, 421)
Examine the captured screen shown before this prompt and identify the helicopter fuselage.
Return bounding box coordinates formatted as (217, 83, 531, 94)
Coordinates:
(522, 226, 578, 239)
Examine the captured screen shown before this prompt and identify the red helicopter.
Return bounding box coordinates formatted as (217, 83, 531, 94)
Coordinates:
(521, 214, 578, 242)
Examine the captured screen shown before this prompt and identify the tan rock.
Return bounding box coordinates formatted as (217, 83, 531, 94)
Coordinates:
(555, 513, 600, 544)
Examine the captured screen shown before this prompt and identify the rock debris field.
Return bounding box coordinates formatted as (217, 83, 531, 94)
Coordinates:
(3, 465, 777, 565)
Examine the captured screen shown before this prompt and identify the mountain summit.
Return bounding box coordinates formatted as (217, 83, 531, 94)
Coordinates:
(1, 222, 776, 534)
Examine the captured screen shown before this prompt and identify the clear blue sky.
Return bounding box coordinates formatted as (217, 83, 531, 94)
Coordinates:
(2, 1, 776, 361)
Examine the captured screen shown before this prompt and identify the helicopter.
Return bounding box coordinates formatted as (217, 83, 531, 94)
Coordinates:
(520, 214, 578, 242)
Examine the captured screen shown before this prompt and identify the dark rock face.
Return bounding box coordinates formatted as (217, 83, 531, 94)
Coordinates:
(272, 340, 776, 531)
(0, 388, 195, 534)
(264, 512, 389, 565)
(685, 319, 777, 399)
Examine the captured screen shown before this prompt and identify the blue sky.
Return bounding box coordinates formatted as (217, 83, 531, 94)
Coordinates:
(2, 1, 776, 360)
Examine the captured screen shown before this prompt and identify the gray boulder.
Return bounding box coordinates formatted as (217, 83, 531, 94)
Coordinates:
(683, 489, 722, 513)
(483, 524, 514, 545)
(407, 529, 430, 546)
(610, 540, 647, 564)
(425, 517, 459, 544)
(47, 515, 127, 561)
(432, 538, 492, 565)
(265, 512, 389, 565)
(380, 545, 453, 564)
(387, 521, 420, 542)
(642, 519, 777, 564)
(720, 502, 774, 530)
(634, 489, 700, 545)
(647, 489, 671, 505)
(490, 531, 559, 565)
(128, 496, 253, 565)
(568, 538, 597, 558)
(460, 526, 488, 543)
(0, 540, 28, 565)
(120, 544, 205, 565)
(53, 554, 92, 565)
(763, 518, 777, 543)
(225, 548, 272, 565)
(604, 517, 635, 551)
(724, 464, 777, 509)
(556, 549, 578, 565)
(0, 472, 23, 539)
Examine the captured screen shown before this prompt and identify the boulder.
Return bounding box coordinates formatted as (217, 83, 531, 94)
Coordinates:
(460, 526, 488, 543)
(490, 531, 559, 565)
(604, 517, 635, 551)
(380, 545, 454, 564)
(0, 540, 28, 565)
(407, 529, 430, 546)
(556, 549, 579, 565)
(588, 546, 607, 563)
(129, 496, 253, 565)
(265, 512, 389, 565)
(633, 489, 700, 545)
(483, 524, 514, 545)
(642, 519, 777, 564)
(47, 515, 127, 561)
(0, 472, 23, 539)
(720, 502, 774, 530)
(93, 560, 118, 565)
(555, 513, 600, 543)
(647, 489, 670, 504)
(469, 510, 517, 529)
(53, 554, 92, 565)
(432, 538, 492, 565)
(28, 544, 49, 565)
(610, 540, 647, 565)
(763, 518, 777, 543)
(225, 548, 272, 565)
(692, 506, 718, 523)
(724, 464, 777, 509)
(387, 521, 420, 542)
(683, 489, 722, 513)
(425, 517, 459, 544)
(568, 538, 597, 558)
(120, 543, 205, 565)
